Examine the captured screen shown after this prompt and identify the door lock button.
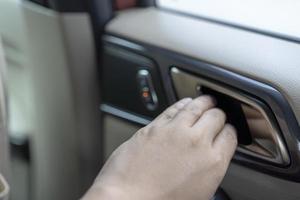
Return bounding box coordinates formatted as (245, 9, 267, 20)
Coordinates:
(137, 69, 158, 111)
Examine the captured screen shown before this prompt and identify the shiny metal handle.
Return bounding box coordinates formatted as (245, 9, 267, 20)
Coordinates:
(171, 67, 290, 166)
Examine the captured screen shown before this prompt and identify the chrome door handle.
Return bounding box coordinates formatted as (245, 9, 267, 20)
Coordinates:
(171, 67, 290, 166)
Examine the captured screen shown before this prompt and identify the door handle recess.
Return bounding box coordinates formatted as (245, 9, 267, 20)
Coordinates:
(171, 67, 290, 166)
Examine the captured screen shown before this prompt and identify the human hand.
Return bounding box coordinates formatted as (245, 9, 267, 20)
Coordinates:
(82, 96, 237, 200)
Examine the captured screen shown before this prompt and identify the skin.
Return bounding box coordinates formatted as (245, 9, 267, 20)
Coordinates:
(82, 96, 237, 200)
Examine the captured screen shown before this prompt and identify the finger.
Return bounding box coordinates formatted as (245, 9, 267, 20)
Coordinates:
(193, 108, 226, 142)
(173, 95, 216, 127)
(151, 98, 192, 125)
(213, 124, 237, 162)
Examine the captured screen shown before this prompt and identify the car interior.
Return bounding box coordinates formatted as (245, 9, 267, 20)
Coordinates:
(0, 0, 300, 199)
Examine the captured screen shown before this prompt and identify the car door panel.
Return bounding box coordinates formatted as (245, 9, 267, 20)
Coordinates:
(106, 8, 300, 124)
(100, 7, 300, 200)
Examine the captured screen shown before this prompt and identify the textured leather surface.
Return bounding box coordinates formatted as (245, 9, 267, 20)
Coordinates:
(106, 8, 300, 125)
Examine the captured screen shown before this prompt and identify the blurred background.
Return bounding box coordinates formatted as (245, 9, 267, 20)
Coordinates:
(0, 0, 126, 199)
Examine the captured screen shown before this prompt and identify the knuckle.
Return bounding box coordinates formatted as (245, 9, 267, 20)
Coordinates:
(188, 134, 201, 148)
(196, 95, 214, 106)
(182, 105, 202, 117)
(208, 108, 226, 120)
(187, 130, 207, 148)
(166, 107, 179, 117)
(174, 101, 185, 110)
(163, 112, 174, 120)
(182, 96, 215, 116)
(137, 124, 163, 141)
(137, 125, 157, 138)
(136, 127, 148, 137)
(148, 124, 159, 134)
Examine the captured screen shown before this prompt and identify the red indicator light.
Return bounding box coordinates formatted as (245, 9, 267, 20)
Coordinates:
(142, 91, 149, 98)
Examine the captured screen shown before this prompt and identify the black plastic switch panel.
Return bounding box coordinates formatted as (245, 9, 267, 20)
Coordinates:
(137, 70, 158, 111)
(102, 45, 168, 118)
